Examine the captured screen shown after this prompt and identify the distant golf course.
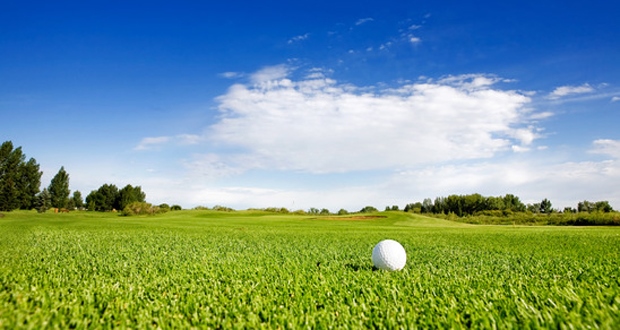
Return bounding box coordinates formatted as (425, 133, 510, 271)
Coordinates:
(2, 210, 619, 328)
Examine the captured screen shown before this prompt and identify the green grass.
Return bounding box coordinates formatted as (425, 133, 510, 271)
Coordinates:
(1, 210, 620, 328)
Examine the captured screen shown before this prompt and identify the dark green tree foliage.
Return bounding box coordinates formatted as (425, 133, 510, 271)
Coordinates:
(359, 206, 378, 213)
(85, 184, 146, 212)
(19, 158, 42, 209)
(0, 141, 42, 211)
(35, 188, 51, 213)
(48, 167, 70, 209)
(540, 198, 553, 214)
(578, 200, 613, 213)
(86, 184, 119, 211)
(72, 191, 84, 210)
(118, 185, 146, 210)
(417, 194, 528, 216)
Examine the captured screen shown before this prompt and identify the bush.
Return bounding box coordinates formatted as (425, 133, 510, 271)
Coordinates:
(359, 206, 378, 213)
(213, 205, 234, 212)
(171, 205, 182, 211)
(121, 202, 167, 216)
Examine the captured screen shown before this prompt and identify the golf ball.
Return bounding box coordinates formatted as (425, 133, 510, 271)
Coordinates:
(372, 239, 406, 271)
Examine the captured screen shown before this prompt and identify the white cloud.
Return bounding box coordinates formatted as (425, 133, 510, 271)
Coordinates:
(134, 136, 170, 150)
(549, 83, 594, 99)
(409, 36, 421, 44)
(355, 18, 374, 26)
(590, 139, 620, 159)
(210, 66, 539, 174)
(612, 96, 620, 102)
(219, 72, 243, 79)
(288, 33, 310, 44)
(135, 134, 200, 150)
(250, 65, 290, 84)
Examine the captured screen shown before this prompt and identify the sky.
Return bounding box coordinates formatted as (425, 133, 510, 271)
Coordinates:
(1, 0, 619, 211)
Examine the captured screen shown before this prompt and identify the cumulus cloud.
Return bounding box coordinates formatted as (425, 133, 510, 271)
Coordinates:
(612, 96, 620, 102)
(208, 66, 540, 174)
(548, 83, 594, 99)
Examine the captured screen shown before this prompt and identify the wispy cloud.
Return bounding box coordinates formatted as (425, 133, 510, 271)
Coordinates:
(219, 72, 243, 79)
(548, 83, 594, 99)
(612, 96, 620, 102)
(134, 136, 170, 150)
(408, 36, 421, 44)
(287, 33, 310, 44)
(135, 134, 200, 151)
(355, 17, 374, 26)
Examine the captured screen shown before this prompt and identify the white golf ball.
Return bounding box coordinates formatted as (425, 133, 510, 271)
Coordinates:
(372, 239, 406, 271)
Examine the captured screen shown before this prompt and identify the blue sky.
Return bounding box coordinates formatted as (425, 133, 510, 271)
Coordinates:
(2, 0, 619, 211)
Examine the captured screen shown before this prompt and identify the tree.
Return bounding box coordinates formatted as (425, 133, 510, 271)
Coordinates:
(0, 142, 22, 211)
(118, 185, 146, 210)
(540, 198, 553, 214)
(594, 201, 613, 213)
(421, 198, 433, 213)
(359, 206, 378, 213)
(86, 184, 119, 211)
(0, 141, 42, 211)
(72, 191, 84, 210)
(49, 167, 70, 209)
(35, 188, 51, 213)
(503, 194, 526, 212)
(19, 158, 42, 209)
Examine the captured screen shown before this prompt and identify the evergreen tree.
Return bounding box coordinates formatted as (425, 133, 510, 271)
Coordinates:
(48, 166, 70, 209)
(0, 142, 21, 211)
(36, 188, 51, 213)
(0, 141, 41, 211)
(18, 158, 42, 209)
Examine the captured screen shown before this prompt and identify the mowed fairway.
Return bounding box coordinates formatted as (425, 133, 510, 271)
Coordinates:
(1, 211, 619, 328)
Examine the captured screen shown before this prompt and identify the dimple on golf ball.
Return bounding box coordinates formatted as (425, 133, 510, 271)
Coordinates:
(372, 239, 406, 271)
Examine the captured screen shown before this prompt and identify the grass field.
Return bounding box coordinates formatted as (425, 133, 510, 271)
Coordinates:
(1, 210, 619, 328)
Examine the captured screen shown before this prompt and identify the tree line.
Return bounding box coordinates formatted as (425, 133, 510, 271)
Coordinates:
(402, 193, 614, 217)
(0, 141, 157, 214)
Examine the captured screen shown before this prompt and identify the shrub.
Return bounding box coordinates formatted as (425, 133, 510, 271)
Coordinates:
(121, 202, 167, 216)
